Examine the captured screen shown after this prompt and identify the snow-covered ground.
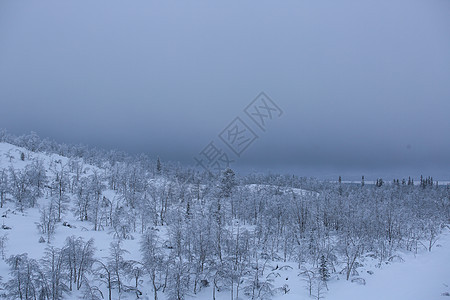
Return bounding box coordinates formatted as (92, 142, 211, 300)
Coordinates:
(327, 229, 450, 300)
(188, 228, 450, 300)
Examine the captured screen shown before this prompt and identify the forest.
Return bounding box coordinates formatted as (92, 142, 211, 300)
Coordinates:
(0, 130, 448, 300)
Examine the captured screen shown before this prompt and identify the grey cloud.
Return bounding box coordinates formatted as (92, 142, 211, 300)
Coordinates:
(0, 0, 449, 180)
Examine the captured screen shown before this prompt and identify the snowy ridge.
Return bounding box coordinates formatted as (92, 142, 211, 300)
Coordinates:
(245, 183, 319, 197)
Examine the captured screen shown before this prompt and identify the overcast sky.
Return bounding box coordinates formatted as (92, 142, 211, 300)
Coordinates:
(0, 0, 449, 180)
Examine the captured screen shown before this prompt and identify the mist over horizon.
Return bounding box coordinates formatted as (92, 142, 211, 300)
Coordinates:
(1, 0, 449, 180)
(1, 128, 448, 182)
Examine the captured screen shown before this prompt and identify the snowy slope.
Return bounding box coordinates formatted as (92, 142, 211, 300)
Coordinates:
(327, 229, 450, 300)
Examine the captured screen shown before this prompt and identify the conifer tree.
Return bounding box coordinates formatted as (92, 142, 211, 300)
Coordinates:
(156, 157, 162, 175)
(318, 255, 330, 283)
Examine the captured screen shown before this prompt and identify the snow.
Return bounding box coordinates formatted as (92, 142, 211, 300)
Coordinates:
(245, 183, 318, 197)
(188, 229, 450, 300)
(327, 229, 450, 300)
(0, 141, 449, 300)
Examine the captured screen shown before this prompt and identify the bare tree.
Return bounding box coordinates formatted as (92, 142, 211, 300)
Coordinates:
(38, 202, 58, 243)
(299, 267, 315, 296)
(0, 168, 8, 208)
(0, 233, 7, 260)
(141, 229, 165, 300)
(63, 236, 95, 291)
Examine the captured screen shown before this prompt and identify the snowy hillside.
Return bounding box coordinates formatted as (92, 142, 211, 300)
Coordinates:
(0, 139, 448, 300)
